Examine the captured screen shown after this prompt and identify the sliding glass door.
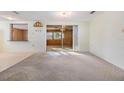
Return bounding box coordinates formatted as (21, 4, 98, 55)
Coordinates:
(46, 25, 73, 50)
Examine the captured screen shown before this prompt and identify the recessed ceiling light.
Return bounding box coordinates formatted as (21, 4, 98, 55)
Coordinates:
(59, 11, 72, 17)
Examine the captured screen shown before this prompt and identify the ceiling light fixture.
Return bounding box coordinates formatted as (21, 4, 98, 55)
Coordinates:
(59, 11, 72, 17)
(33, 21, 43, 27)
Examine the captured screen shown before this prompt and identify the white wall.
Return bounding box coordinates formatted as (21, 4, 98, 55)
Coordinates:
(0, 30, 4, 51)
(73, 25, 78, 51)
(90, 12, 124, 69)
(0, 21, 89, 52)
(0, 21, 46, 52)
(78, 22, 89, 52)
(45, 21, 89, 52)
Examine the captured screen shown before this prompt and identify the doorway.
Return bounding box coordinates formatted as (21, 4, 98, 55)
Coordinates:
(46, 25, 73, 51)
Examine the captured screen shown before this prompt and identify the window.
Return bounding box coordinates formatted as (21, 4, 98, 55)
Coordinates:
(47, 32, 63, 40)
(47, 32, 53, 40)
(53, 32, 62, 40)
(10, 24, 28, 41)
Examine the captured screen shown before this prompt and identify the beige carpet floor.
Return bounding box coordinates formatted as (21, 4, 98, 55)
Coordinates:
(0, 51, 124, 81)
(0, 52, 34, 72)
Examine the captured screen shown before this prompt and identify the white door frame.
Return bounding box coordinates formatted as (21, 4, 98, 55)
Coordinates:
(45, 24, 78, 52)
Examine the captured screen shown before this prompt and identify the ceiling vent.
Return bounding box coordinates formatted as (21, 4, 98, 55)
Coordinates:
(90, 11, 96, 14)
(12, 11, 20, 14)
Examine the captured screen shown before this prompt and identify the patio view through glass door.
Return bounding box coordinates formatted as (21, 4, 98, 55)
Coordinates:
(46, 25, 73, 51)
